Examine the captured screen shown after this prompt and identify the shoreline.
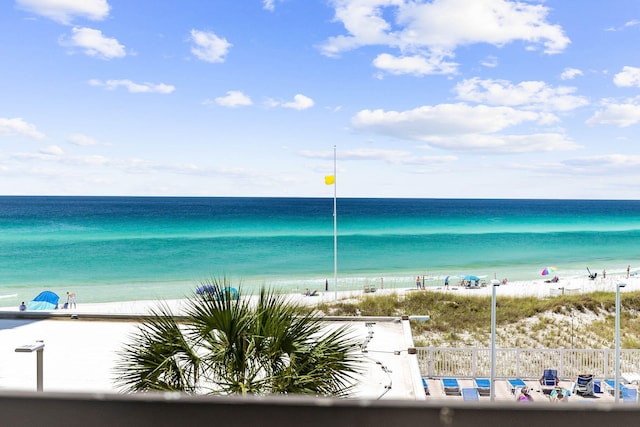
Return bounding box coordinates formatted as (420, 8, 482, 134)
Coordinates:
(1, 273, 637, 314)
(2, 266, 638, 309)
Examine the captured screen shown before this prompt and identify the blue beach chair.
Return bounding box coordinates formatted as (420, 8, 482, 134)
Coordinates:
(539, 369, 559, 394)
(442, 378, 460, 396)
(622, 387, 638, 403)
(574, 374, 594, 396)
(508, 379, 527, 395)
(474, 378, 490, 396)
(605, 380, 625, 397)
(462, 387, 480, 401)
(422, 377, 430, 396)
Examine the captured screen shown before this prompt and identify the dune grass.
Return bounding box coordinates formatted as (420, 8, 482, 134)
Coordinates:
(316, 290, 640, 349)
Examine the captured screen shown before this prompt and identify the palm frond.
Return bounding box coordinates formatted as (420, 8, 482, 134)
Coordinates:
(116, 282, 363, 396)
(114, 302, 201, 393)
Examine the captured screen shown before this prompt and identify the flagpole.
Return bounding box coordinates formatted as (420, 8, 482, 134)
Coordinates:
(333, 145, 338, 300)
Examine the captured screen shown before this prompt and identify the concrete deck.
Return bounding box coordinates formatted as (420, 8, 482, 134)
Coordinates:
(0, 312, 420, 399)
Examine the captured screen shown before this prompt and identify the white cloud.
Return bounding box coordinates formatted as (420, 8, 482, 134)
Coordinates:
(70, 154, 111, 166)
(214, 91, 253, 107)
(454, 78, 588, 111)
(89, 79, 175, 94)
(560, 67, 583, 80)
(353, 103, 541, 137)
(282, 94, 314, 110)
(190, 29, 231, 63)
(351, 103, 581, 153)
(420, 133, 580, 153)
(17, 0, 110, 24)
(0, 117, 45, 139)
(67, 133, 101, 146)
(298, 148, 457, 164)
(372, 53, 457, 76)
(267, 94, 315, 110)
(40, 145, 64, 156)
(586, 99, 640, 127)
(60, 27, 126, 59)
(263, 0, 275, 11)
(563, 154, 640, 170)
(481, 55, 498, 68)
(605, 20, 640, 32)
(321, 0, 570, 75)
(614, 66, 640, 87)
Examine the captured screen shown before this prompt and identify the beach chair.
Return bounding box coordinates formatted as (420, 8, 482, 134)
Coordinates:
(474, 378, 490, 396)
(539, 369, 559, 393)
(421, 377, 430, 396)
(442, 378, 460, 396)
(605, 380, 625, 397)
(622, 387, 638, 403)
(594, 379, 602, 393)
(462, 387, 480, 401)
(508, 379, 526, 395)
(574, 374, 594, 396)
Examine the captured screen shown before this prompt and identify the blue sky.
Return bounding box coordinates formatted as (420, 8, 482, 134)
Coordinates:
(2, 0, 640, 198)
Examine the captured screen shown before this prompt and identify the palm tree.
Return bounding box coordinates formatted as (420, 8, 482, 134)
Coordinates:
(114, 278, 363, 396)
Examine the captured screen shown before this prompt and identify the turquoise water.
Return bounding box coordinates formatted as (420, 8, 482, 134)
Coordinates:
(1, 197, 639, 306)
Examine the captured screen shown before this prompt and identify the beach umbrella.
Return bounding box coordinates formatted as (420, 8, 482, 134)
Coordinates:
(26, 290, 59, 310)
(196, 285, 217, 295)
(541, 266, 557, 276)
(462, 275, 480, 281)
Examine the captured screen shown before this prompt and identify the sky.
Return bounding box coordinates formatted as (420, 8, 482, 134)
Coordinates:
(2, 0, 640, 199)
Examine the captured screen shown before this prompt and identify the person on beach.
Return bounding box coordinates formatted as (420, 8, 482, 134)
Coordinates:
(602, 269, 606, 279)
(66, 291, 77, 309)
(444, 276, 449, 288)
(627, 265, 631, 278)
(550, 388, 568, 402)
(19, 302, 26, 311)
(416, 276, 421, 289)
(517, 387, 532, 401)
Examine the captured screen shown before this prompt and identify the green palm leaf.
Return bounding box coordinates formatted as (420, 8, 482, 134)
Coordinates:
(114, 278, 363, 396)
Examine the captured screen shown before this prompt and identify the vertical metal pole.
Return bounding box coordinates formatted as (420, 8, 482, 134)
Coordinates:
(333, 145, 338, 301)
(490, 280, 499, 401)
(36, 347, 44, 392)
(615, 282, 625, 403)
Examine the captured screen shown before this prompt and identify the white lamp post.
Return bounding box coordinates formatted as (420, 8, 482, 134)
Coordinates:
(615, 282, 626, 403)
(490, 279, 500, 401)
(15, 340, 45, 392)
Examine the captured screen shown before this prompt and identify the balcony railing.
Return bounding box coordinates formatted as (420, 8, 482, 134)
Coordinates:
(417, 347, 640, 379)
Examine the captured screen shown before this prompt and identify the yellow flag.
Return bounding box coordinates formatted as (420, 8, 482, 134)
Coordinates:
(324, 175, 335, 185)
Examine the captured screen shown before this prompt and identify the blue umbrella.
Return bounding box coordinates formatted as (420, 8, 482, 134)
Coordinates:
(196, 285, 217, 295)
(462, 275, 480, 281)
(196, 285, 239, 301)
(27, 291, 60, 310)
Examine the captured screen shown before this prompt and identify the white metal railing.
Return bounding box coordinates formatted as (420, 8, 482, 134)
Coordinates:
(417, 347, 640, 379)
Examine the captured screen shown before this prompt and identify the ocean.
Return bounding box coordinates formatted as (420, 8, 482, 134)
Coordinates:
(1, 196, 639, 306)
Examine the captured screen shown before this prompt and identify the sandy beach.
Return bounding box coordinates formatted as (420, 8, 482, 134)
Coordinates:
(4, 271, 634, 315)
